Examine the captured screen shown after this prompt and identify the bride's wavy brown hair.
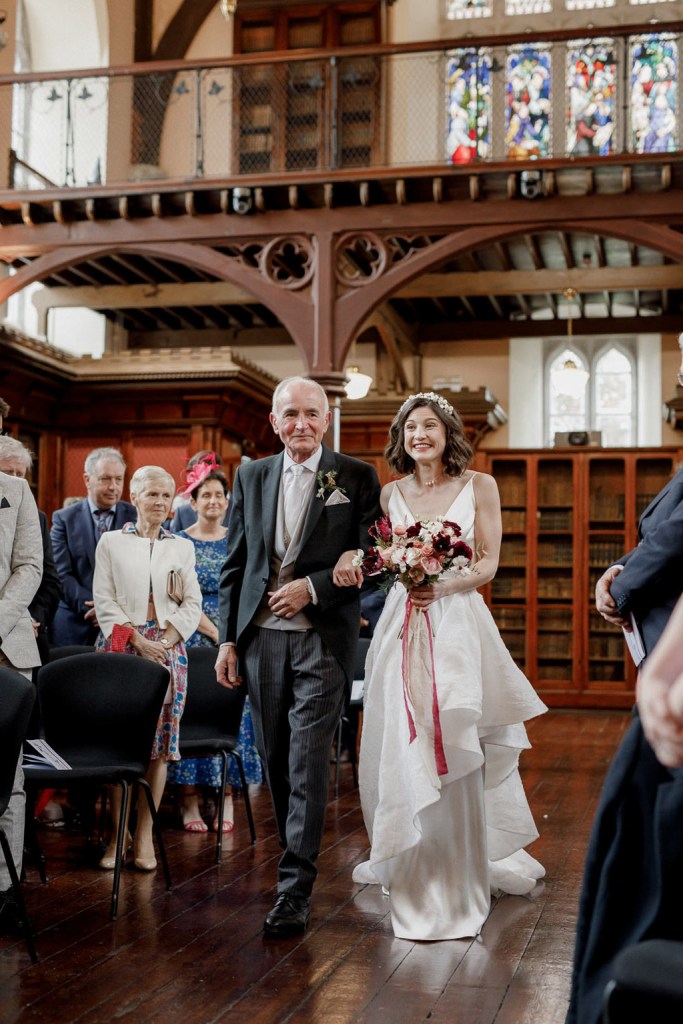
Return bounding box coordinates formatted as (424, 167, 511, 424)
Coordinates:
(384, 395, 473, 477)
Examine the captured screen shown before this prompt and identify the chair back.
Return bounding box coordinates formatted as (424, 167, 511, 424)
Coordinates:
(353, 637, 371, 682)
(0, 668, 35, 817)
(181, 646, 246, 748)
(47, 645, 95, 661)
(37, 653, 169, 769)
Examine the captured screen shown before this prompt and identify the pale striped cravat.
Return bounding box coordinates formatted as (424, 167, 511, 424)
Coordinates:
(283, 464, 306, 545)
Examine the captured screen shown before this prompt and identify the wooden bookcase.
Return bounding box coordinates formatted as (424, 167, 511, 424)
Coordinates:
(234, 3, 381, 174)
(476, 447, 683, 709)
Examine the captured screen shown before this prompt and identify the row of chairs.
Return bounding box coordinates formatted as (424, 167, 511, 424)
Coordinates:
(0, 645, 254, 961)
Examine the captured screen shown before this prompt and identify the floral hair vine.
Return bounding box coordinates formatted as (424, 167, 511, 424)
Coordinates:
(399, 392, 455, 418)
(179, 452, 221, 497)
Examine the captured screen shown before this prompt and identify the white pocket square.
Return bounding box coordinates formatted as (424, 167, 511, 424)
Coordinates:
(325, 490, 350, 507)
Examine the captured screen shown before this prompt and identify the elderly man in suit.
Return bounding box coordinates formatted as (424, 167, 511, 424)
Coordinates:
(0, 467, 42, 929)
(566, 336, 683, 1024)
(216, 376, 381, 937)
(51, 447, 136, 646)
(0, 437, 61, 664)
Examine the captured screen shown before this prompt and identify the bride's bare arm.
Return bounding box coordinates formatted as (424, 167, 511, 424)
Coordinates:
(410, 473, 502, 608)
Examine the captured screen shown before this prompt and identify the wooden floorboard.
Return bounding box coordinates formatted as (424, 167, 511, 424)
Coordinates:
(0, 709, 630, 1024)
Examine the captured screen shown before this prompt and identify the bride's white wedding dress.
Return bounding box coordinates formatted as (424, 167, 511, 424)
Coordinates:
(352, 476, 547, 940)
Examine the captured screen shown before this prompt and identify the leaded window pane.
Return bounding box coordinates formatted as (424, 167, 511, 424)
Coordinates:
(506, 45, 552, 159)
(447, 49, 493, 164)
(566, 40, 616, 156)
(630, 34, 678, 153)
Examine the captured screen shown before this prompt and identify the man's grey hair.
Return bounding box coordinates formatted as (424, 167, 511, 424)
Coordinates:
(0, 435, 33, 471)
(272, 376, 329, 416)
(84, 447, 126, 476)
(129, 465, 175, 499)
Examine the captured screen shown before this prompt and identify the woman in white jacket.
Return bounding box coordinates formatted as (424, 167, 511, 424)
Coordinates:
(93, 465, 202, 871)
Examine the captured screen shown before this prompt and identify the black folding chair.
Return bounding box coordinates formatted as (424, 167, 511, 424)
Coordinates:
(603, 940, 683, 1023)
(179, 646, 256, 864)
(0, 666, 38, 961)
(334, 637, 371, 798)
(24, 652, 172, 920)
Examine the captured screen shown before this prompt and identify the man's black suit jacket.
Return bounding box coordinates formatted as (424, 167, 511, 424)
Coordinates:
(50, 498, 137, 645)
(218, 445, 381, 685)
(610, 468, 683, 655)
(567, 468, 683, 1024)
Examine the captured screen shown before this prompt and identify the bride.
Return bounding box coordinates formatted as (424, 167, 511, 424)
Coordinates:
(343, 392, 546, 941)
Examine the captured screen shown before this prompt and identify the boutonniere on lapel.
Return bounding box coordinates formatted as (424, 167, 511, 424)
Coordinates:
(316, 469, 350, 506)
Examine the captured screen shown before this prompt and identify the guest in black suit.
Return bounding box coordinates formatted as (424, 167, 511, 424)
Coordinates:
(0, 437, 61, 663)
(216, 376, 381, 936)
(51, 447, 136, 646)
(567, 341, 683, 1024)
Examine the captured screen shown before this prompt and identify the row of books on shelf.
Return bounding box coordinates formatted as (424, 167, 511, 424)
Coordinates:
(589, 492, 625, 520)
(538, 509, 573, 530)
(589, 635, 625, 658)
(538, 541, 573, 565)
(501, 509, 527, 531)
(589, 540, 624, 565)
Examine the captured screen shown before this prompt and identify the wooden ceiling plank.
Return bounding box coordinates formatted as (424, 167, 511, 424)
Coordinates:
(396, 265, 683, 297)
(525, 234, 543, 270)
(31, 280, 255, 315)
(559, 231, 575, 269)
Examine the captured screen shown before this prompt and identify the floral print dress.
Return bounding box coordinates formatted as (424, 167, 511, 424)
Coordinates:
(165, 533, 263, 789)
(95, 524, 188, 761)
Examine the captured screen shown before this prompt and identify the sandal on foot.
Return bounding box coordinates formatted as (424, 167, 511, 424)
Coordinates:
(183, 819, 209, 833)
(212, 818, 234, 834)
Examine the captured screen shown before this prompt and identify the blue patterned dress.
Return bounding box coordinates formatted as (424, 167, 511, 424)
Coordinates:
(166, 533, 262, 789)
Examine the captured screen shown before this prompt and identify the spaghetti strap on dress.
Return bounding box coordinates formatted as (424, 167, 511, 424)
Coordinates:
(352, 478, 547, 940)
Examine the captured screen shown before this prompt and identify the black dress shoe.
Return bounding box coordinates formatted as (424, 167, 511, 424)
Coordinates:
(263, 893, 310, 937)
(0, 888, 25, 934)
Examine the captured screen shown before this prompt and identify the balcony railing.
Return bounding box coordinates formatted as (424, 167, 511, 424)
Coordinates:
(0, 24, 680, 192)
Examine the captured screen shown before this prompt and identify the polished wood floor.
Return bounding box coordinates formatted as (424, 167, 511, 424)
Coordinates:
(1, 710, 629, 1024)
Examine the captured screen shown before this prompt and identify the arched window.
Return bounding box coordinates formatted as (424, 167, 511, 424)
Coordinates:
(546, 343, 636, 446)
(594, 347, 634, 446)
(548, 347, 589, 441)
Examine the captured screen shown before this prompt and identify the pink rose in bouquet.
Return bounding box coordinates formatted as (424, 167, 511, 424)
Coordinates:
(354, 514, 474, 592)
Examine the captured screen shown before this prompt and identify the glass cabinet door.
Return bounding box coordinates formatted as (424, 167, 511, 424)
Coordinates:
(586, 457, 628, 687)
(490, 458, 528, 671)
(535, 458, 576, 686)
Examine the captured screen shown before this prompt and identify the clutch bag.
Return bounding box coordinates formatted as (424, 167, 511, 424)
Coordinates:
(167, 569, 184, 605)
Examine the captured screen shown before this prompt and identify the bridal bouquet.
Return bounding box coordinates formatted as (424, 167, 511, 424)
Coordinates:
(354, 515, 475, 784)
(354, 514, 474, 592)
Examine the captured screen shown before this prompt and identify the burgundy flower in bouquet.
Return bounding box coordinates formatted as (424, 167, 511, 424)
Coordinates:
(355, 514, 474, 593)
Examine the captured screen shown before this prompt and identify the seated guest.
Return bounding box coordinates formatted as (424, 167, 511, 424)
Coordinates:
(167, 461, 262, 833)
(93, 465, 202, 871)
(0, 464, 41, 931)
(0, 437, 61, 664)
(169, 451, 230, 534)
(51, 447, 136, 646)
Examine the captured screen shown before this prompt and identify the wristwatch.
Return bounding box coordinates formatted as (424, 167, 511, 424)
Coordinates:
(160, 637, 170, 648)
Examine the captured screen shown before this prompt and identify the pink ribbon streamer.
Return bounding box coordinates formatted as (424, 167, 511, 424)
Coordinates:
(401, 596, 448, 777)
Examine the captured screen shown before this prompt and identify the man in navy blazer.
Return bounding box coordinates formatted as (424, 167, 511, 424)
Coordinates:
(51, 447, 136, 646)
(567, 341, 683, 1024)
(216, 377, 381, 937)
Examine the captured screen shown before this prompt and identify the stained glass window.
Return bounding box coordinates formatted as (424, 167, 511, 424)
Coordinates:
(446, 0, 492, 19)
(567, 40, 616, 156)
(566, 0, 614, 8)
(594, 348, 634, 446)
(506, 46, 552, 160)
(446, 49, 493, 164)
(630, 34, 678, 154)
(506, 0, 552, 14)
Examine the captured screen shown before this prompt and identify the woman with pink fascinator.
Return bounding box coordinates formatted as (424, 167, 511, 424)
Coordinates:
(166, 454, 262, 833)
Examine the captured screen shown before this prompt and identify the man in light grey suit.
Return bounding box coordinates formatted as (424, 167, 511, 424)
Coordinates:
(216, 376, 381, 936)
(0, 469, 42, 930)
